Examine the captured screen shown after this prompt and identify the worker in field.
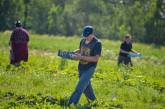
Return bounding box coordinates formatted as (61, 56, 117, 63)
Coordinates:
(118, 34, 140, 66)
(67, 26, 102, 106)
(9, 20, 29, 66)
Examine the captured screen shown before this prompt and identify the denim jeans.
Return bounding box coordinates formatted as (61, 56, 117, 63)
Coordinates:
(67, 66, 96, 105)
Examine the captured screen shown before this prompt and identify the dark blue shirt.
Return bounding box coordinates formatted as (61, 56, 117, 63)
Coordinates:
(119, 42, 132, 57)
(78, 37, 102, 71)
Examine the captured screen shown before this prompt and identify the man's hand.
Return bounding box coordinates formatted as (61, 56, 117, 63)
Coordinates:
(136, 52, 140, 55)
(74, 53, 83, 60)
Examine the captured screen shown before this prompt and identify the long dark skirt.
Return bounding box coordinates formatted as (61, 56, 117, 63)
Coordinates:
(10, 43, 28, 65)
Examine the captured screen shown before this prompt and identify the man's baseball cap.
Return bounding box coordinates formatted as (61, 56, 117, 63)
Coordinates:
(82, 25, 93, 37)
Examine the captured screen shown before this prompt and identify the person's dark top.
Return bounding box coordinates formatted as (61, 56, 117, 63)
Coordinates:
(78, 37, 102, 71)
(119, 41, 132, 57)
(10, 27, 29, 44)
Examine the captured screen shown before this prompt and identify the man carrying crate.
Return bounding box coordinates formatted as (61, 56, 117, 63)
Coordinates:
(67, 26, 102, 106)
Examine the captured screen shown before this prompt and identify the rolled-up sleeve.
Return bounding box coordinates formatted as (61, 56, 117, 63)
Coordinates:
(93, 42, 102, 56)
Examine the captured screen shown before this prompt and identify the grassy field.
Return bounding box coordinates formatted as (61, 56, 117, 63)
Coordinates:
(0, 31, 165, 109)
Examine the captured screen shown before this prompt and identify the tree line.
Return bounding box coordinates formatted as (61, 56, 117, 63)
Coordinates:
(0, 0, 165, 44)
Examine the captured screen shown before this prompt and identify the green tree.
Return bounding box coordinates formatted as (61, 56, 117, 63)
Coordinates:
(0, 0, 164, 44)
(0, 0, 24, 30)
(23, 0, 31, 28)
(48, 4, 64, 35)
(28, 0, 51, 34)
(145, 0, 165, 44)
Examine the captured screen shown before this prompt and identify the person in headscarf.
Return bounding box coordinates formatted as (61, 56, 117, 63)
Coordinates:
(9, 20, 29, 66)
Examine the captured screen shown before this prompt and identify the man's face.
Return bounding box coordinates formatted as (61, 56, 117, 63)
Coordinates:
(85, 34, 93, 41)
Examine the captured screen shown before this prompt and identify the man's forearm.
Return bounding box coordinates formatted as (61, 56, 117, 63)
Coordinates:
(81, 55, 100, 62)
(131, 50, 138, 54)
(74, 49, 80, 53)
(120, 49, 129, 54)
